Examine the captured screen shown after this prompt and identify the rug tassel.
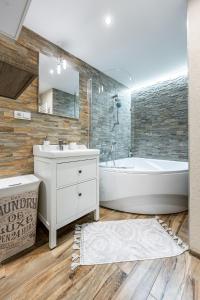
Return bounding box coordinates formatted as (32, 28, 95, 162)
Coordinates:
(155, 216, 164, 224)
(177, 238, 183, 246)
(182, 243, 189, 251)
(165, 227, 172, 232)
(75, 231, 81, 235)
(74, 238, 80, 243)
(71, 262, 80, 271)
(75, 224, 82, 230)
(155, 216, 189, 251)
(72, 254, 80, 262)
(72, 244, 80, 250)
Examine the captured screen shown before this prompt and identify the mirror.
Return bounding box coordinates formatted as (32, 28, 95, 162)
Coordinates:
(38, 53, 79, 119)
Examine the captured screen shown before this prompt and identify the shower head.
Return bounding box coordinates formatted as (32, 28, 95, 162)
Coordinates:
(116, 100, 122, 108)
(112, 94, 122, 108)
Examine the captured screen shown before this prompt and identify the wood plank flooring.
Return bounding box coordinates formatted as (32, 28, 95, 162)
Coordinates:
(0, 208, 199, 300)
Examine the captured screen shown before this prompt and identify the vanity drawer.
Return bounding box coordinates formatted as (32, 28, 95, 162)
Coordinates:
(56, 180, 97, 224)
(57, 159, 97, 187)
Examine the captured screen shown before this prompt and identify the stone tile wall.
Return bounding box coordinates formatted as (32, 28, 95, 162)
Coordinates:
(90, 74, 131, 162)
(131, 76, 188, 161)
(52, 88, 79, 118)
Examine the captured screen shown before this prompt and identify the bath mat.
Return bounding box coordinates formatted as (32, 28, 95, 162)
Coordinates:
(71, 217, 189, 271)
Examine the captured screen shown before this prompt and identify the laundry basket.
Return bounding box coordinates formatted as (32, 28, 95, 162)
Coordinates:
(0, 175, 41, 262)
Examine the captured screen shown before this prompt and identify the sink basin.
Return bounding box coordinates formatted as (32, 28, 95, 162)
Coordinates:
(33, 145, 100, 158)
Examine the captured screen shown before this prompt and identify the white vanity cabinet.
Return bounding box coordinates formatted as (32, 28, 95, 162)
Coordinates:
(34, 146, 100, 249)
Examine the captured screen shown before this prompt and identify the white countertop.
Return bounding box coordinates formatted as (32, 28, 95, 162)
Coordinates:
(33, 145, 100, 158)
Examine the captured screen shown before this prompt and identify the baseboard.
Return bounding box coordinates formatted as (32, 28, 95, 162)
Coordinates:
(190, 249, 200, 259)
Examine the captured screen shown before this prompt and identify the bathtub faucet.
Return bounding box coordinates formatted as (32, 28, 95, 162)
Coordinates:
(128, 147, 133, 157)
(99, 144, 107, 160)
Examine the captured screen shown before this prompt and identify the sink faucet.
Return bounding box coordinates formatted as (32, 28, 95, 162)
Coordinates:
(58, 139, 64, 151)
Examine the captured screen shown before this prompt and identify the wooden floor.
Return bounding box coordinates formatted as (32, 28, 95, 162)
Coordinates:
(0, 208, 199, 300)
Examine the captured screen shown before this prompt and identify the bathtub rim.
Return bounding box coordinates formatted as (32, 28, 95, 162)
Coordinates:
(100, 168, 188, 175)
(99, 157, 188, 175)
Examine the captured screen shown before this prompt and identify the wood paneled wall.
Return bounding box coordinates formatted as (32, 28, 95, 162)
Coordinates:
(0, 27, 114, 177)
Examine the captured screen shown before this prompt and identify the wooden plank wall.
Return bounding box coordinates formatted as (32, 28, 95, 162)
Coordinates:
(0, 27, 110, 178)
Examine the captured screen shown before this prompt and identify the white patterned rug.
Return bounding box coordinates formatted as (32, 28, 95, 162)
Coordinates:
(71, 217, 188, 271)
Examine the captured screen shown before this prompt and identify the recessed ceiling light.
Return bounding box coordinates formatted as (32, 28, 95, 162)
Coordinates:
(49, 69, 54, 75)
(105, 15, 112, 26)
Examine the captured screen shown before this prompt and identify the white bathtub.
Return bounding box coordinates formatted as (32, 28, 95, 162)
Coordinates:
(100, 157, 188, 214)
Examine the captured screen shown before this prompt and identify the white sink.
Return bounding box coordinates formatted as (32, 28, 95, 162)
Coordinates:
(33, 145, 100, 158)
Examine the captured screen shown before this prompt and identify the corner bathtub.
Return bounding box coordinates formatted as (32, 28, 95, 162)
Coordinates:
(100, 157, 188, 214)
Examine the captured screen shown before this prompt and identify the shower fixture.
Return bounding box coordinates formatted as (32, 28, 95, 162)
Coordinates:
(116, 99, 122, 108)
(112, 94, 122, 108)
(112, 94, 122, 131)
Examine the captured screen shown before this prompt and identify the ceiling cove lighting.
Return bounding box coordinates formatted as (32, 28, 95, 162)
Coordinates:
(131, 67, 188, 92)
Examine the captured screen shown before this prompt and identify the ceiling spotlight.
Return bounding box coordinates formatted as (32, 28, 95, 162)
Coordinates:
(129, 77, 132, 81)
(49, 69, 54, 75)
(105, 15, 112, 26)
(62, 59, 67, 70)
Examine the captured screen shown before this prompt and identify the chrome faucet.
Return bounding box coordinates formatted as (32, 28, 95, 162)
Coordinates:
(58, 139, 64, 151)
(128, 147, 133, 157)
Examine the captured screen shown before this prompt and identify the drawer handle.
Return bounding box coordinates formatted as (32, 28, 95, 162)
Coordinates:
(78, 170, 82, 174)
(78, 193, 82, 197)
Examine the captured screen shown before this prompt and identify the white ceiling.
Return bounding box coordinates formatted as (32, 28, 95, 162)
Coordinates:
(0, 0, 31, 39)
(24, 0, 187, 88)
